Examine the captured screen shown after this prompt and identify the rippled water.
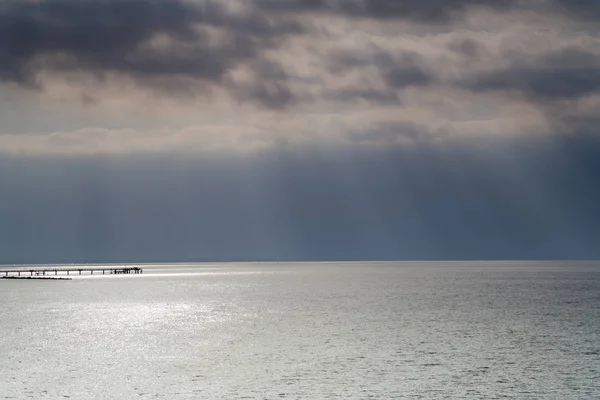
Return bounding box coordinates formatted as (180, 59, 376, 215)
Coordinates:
(1, 261, 599, 399)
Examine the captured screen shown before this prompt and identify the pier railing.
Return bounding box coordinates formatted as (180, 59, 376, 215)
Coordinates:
(1, 266, 143, 277)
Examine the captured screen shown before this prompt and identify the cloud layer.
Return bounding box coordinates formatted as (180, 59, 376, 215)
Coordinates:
(0, 0, 599, 154)
(0, 0, 299, 102)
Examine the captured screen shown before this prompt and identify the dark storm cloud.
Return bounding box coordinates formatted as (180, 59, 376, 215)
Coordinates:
(0, 0, 301, 102)
(255, 0, 520, 23)
(0, 0, 197, 84)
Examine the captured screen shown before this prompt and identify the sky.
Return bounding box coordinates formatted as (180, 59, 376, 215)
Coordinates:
(1, 0, 599, 263)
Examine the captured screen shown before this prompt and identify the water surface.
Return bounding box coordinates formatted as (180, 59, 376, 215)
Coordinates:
(1, 261, 599, 399)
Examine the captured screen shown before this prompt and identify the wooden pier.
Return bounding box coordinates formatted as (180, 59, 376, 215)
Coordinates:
(1, 266, 143, 277)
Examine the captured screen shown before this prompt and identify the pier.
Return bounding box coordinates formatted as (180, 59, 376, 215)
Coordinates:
(1, 266, 143, 277)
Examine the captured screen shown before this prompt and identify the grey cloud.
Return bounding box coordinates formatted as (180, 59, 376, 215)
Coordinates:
(1, 0, 199, 84)
(448, 39, 481, 58)
(0, 0, 302, 105)
(2, 0, 599, 115)
(464, 48, 600, 101)
(463, 47, 600, 133)
(227, 60, 298, 109)
(384, 64, 433, 89)
(349, 121, 448, 144)
(326, 88, 400, 105)
(327, 50, 434, 104)
(256, 0, 520, 23)
(349, 122, 422, 143)
(243, 81, 295, 110)
(331, 51, 433, 87)
(553, 0, 600, 21)
(558, 113, 600, 134)
(542, 48, 600, 70)
(256, 0, 600, 24)
(468, 66, 600, 101)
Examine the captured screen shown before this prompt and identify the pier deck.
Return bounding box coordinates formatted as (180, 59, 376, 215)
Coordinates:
(1, 266, 142, 277)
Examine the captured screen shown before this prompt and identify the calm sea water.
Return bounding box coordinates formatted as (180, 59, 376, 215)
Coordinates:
(1, 261, 599, 399)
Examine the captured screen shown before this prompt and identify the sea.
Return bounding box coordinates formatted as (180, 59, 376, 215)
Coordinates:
(1, 261, 599, 399)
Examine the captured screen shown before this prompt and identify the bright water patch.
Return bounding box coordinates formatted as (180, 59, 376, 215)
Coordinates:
(1, 261, 599, 399)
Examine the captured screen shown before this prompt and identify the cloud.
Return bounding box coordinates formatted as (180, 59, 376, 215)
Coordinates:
(255, 0, 520, 23)
(224, 58, 300, 109)
(1, 0, 198, 83)
(256, 0, 600, 24)
(0, 0, 302, 105)
(465, 48, 600, 101)
(323, 50, 435, 105)
(463, 47, 600, 133)
(447, 38, 481, 58)
(348, 121, 450, 144)
(553, 0, 600, 21)
(331, 50, 434, 88)
(1, 0, 600, 155)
